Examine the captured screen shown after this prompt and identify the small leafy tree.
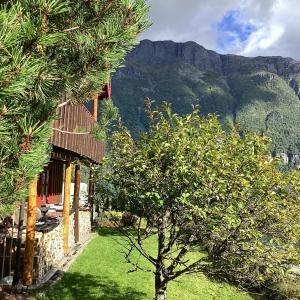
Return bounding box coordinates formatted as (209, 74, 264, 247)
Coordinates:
(96, 101, 300, 300)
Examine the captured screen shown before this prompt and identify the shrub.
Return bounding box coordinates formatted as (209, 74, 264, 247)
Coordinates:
(121, 211, 137, 227)
(270, 273, 300, 299)
(97, 211, 123, 227)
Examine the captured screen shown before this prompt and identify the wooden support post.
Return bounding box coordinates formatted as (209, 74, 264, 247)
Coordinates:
(74, 164, 80, 243)
(93, 95, 98, 122)
(63, 161, 72, 255)
(23, 178, 37, 286)
(107, 79, 111, 99)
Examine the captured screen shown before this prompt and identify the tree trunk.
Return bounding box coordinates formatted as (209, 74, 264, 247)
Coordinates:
(155, 213, 167, 300)
(155, 274, 167, 300)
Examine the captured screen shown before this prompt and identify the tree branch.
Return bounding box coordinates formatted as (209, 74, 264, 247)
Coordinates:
(168, 256, 207, 281)
(166, 233, 196, 274)
(63, 26, 80, 32)
(122, 243, 153, 273)
(107, 212, 157, 265)
(57, 100, 70, 108)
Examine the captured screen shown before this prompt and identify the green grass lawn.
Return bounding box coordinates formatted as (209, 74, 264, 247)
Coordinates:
(44, 228, 254, 300)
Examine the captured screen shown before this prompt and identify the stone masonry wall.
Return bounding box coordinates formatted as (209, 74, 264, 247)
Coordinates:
(34, 209, 91, 282)
(78, 209, 91, 243)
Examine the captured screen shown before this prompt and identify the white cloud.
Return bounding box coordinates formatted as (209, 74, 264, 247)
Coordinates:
(233, 0, 288, 57)
(140, 0, 240, 50)
(241, 24, 285, 55)
(141, 0, 300, 60)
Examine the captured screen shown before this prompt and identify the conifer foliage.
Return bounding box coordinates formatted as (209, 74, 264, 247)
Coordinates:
(0, 0, 150, 217)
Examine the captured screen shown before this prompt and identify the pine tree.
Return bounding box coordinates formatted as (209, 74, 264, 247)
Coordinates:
(0, 0, 150, 217)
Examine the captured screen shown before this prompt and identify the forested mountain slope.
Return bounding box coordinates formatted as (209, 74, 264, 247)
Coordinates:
(111, 40, 300, 155)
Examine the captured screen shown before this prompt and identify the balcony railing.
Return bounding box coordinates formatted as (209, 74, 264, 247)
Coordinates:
(50, 100, 105, 163)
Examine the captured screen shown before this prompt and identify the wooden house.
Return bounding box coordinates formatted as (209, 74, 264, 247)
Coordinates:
(0, 84, 110, 287)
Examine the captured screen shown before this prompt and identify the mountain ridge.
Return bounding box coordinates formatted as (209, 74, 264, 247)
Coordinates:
(127, 39, 300, 77)
(111, 40, 300, 156)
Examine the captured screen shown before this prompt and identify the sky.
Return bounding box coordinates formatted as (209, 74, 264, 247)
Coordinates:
(140, 0, 300, 60)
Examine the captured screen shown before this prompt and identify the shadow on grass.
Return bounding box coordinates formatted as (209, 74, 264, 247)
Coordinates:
(46, 272, 147, 300)
(97, 226, 151, 237)
(97, 226, 123, 237)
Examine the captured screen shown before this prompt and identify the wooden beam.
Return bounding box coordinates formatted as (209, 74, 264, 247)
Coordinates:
(93, 95, 98, 122)
(23, 177, 38, 286)
(63, 161, 72, 255)
(107, 79, 111, 99)
(74, 164, 80, 243)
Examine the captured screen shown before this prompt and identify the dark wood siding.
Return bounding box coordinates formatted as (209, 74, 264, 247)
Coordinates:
(50, 101, 105, 163)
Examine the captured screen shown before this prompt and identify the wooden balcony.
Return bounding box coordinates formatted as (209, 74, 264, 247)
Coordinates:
(50, 100, 105, 163)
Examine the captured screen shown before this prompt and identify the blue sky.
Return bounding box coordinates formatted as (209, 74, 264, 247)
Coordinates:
(141, 0, 300, 60)
(216, 10, 256, 52)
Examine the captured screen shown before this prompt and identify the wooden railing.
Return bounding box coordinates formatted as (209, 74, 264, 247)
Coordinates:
(50, 101, 105, 163)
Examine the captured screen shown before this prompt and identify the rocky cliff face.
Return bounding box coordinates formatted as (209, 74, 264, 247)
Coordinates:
(124, 39, 300, 77)
(112, 40, 300, 155)
(126, 40, 223, 72)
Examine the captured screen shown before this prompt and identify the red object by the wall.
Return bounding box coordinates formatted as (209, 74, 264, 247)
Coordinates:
(36, 173, 45, 208)
(98, 80, 111, 100)
(36, 161, 64, 208)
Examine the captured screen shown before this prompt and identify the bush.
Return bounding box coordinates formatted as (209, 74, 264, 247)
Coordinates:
(97, 211, 123, 227)
(121, 211, 137, 227)
(270, 273, 300, 299)
(97, 211, 137, 227)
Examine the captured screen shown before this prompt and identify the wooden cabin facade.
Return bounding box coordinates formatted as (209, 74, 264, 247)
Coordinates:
(36, 98, 105, 209)
(0, 84, 111, 288)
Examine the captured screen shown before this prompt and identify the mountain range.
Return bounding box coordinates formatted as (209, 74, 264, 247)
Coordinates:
(111, 39, 300, 156)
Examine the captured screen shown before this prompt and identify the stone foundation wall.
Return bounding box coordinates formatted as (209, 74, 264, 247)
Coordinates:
(78, 209, 91, 243)
(68, 213, 75, 251)
(34, 209, 91, 282)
